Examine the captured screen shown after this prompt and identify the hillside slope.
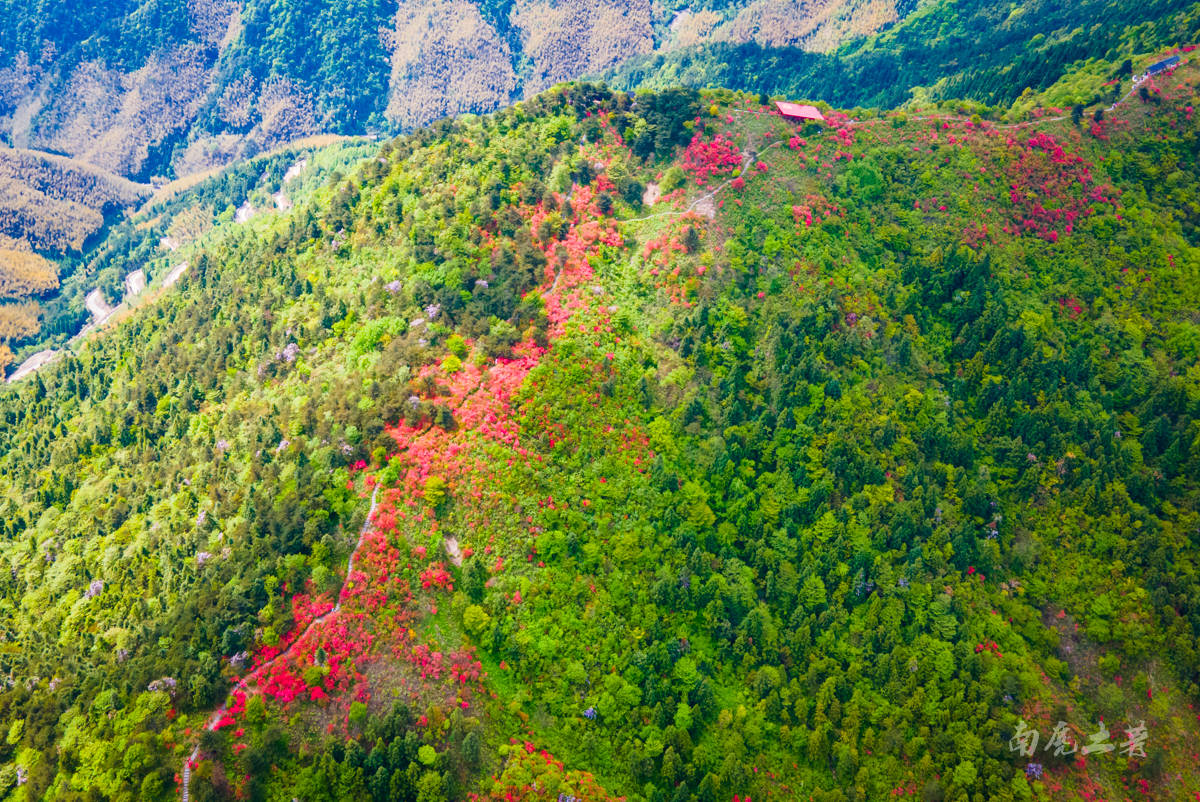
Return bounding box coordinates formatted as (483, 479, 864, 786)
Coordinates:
(1, 52, 1200, 802)
(0, 136, 371, 373)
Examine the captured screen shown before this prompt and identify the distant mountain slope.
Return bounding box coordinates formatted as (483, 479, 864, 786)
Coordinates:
(0, 136, 372, 373)
(0, 147, 149, 368)
(0, 147, 149, 251)
(607, 0, 1200, 108)
(0, 0, 907, 183)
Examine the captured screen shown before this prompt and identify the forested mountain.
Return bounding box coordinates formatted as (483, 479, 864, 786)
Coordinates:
(0, 13, 1198, 798)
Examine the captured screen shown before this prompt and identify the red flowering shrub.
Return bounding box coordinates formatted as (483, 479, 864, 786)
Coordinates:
(682, 133, 742, 183)
(419, 562, 454, 591)
(998, 132, 1117, 242)
(1057, 297, 1084, 318)
(962, 223, 992, 248)
(789, 195, 839, 229)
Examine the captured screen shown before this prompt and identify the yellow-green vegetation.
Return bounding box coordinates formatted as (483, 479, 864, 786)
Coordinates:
(0, 250, 57, 368)
(0, 148, 149, 251)
(0, 250, 56, 300)
(0, 147, 149, 357)
(0, 138, 374, 370)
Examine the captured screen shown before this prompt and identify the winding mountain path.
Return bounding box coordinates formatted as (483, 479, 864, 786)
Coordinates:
(181, 483, 380, 801)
